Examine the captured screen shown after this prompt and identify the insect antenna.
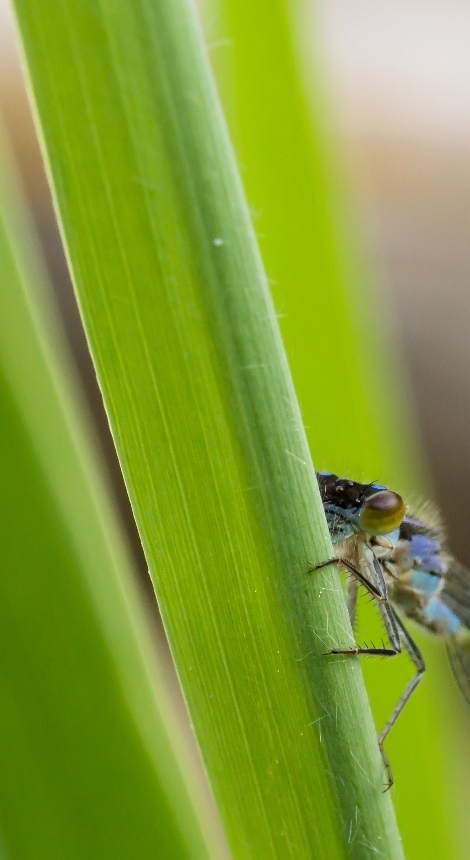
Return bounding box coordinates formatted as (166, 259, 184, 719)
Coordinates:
(357, 480, 379, 502)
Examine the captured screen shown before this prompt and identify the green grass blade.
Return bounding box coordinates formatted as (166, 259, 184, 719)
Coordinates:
(12, 1, 406, 857)
(205, 1, 463, 857)
(0, 134, 215, 860)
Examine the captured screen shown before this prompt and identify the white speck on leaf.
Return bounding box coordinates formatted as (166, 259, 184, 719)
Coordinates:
(285, 449, 306, 465)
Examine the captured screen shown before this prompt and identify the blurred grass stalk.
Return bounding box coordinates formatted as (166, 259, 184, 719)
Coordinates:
(0, 131, 216, 858)
(204, 0, 465, 857)
(10, 0, 407, 857)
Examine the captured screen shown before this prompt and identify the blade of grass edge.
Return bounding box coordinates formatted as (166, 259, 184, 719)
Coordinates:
(0, 129, 217, 859)
(12, 0, 405, 857)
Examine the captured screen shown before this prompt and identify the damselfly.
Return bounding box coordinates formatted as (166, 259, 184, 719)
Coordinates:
(314, 472, 470, 789)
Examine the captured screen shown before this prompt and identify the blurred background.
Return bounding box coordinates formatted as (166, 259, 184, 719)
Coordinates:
(315, 0, 470, 565)
(1, 0, 470, 855)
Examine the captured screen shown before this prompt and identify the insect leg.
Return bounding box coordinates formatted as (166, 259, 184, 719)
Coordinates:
(329, 598, 400, 657)
(377, 611, 425, 790)
(328, 637, 399, 789)
(362, 545, 401, 650)
(312, 557, 383, 601)
(327, 548, 403, 788)
(375, 587, 400, 652)
(347, 577, 358, 630)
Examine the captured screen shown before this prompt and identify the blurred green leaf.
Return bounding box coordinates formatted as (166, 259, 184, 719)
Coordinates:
(11, 0, 406, 857)
(0, 135, 215, 859)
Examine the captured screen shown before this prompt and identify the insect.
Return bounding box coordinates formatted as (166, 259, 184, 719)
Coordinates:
(314, 471, 470, 790)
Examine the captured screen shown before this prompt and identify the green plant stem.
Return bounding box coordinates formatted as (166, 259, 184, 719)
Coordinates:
(13, 0, 405, 856)
(0, 133, 215, 860)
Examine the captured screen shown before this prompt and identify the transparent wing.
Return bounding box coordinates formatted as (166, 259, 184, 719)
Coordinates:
(447, 640, 470, 706)
(441, 558, 470, 628)
(442, 558, 470, 704)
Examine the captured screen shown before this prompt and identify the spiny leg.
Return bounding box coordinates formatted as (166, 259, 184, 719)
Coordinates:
(329, 585, 400, 656)
(377, 611, 425, 790)
(312, 557, 384, 602)
(313, 550, 399, 650)
(328, 640, 398, 788)
(314, 546, 401, 648)
(375, 585, 400, 652)
(347, 577, 358, 631)
(316, 547, 388, 628)
(313, 550, 422, 788)
(332, 606, 425, 790)
(323, 550, 404, 788)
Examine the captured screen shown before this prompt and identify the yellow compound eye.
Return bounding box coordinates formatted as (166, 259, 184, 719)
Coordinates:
(358, 490, 406, 535)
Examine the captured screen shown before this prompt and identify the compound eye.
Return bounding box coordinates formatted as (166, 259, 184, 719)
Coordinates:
(359, 490, 405, 535)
